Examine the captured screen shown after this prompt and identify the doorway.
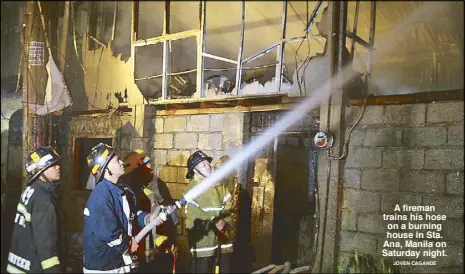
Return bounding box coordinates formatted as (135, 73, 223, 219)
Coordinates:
(246, 111, 319, 269)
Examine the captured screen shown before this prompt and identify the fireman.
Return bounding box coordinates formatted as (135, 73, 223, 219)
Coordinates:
(120, 150, 177, 273)
(7, 147, 63, 273)
(82, 143, 163, 273)
(184, 151, 234, 273)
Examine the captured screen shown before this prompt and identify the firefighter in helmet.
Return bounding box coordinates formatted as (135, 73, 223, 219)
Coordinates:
(184, 151, 234, 273)
(120, 150, 177, 273)
(82, 143, 162, 273)
(7, 147, 63, 273)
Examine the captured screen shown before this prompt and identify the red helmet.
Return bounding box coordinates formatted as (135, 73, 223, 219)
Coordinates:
(123, 150, 151, 175)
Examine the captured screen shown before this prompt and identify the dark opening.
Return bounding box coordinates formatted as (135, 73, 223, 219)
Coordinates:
(74, 137, 112, 190)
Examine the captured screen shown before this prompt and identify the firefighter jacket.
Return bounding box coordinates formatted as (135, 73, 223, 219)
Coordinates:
(185, 174, 234, 258)
(82, 178, 148, 273)
(7, 180, 63, 273)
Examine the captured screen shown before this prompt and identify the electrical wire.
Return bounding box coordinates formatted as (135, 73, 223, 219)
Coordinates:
(328, 94, 372, 160)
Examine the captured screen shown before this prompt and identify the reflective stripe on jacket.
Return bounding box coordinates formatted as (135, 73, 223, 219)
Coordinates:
(83, 179, 148, 272)
(184, 174, 233, 258)
(7, 180, 62, 273)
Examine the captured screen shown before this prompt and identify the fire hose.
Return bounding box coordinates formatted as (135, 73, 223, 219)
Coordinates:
(135, 198, 186, 243)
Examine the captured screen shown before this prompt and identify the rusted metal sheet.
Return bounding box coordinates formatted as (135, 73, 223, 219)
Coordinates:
(350, 89, 464, 105)
(250, 158, 276, 269)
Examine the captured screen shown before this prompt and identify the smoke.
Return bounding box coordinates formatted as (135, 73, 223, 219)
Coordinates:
(183, 2, 448, 203)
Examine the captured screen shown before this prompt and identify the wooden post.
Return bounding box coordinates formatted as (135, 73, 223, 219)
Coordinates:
(21, 1, 50, 187)
(60, 2, 70, 72)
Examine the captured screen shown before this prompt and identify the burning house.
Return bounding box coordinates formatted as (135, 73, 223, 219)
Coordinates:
(1, 1, 463, 273)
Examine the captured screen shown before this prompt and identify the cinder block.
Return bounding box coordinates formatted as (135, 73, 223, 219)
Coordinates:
(153, 150, 167, 166)
(345, 148, 382, 168)
(167, 150, 190, 166)
(155, 117, 164, 133)
(343, 188, 380, 213)
(357, 213, 387, 234)
(384, 104, 426, 124)
(446, 171, 464, 195)
(441, 218, 464, 241)
(427, 102, 464, 123)
(448, 124, 464, 146)
(177, 167, 189, 184)
(383, 149, 424, 169)
(212, 150, 224, 164)
(344, 169, 361, 189)
(425, 149, 464, 170)
(341, 209, 357, 230)
(210, 115, 224, 132)
(340, 231, 377, 254)
(345, 105, 384, 125)
(131, 137, 148, 151)
(174, 133, 198, 149)
(164, 116, 187, 132)
(422, 195, 463, 218)
(198, 133, 223, 150)
(154, 134, 173, 149)
(401, 170, 445, 193)
(223, 113, 245, 143)
(380, 193, 422, 212)
(166, 182, 187, 200)
(186, 115, 210, 132)
(404, 127, 446, 147)
(363, 127, 403, 147)
(158, 166, 178, 183)
(345, 128, 364, 147)
(361, 169, 400, 191)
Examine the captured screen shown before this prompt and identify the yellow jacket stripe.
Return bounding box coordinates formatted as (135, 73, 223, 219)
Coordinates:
(155, 235, 168, 247)
(7, 264, 26, 273)
(41, 256, 60, 270)
(16, 203, 31, 222)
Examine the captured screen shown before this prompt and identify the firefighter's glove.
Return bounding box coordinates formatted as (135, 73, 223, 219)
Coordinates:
(145, 205, 164, 226)
(215, 219, 226, 231)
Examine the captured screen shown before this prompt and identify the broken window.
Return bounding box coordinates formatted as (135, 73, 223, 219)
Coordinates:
(87, 2, 121, 51)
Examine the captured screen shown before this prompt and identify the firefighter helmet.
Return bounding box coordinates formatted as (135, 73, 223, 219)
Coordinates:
(214, 155, 230, 169)
(25, 146, 61, 184)
(123, 149, 151, 175)
(87, 143, 116, 183)
(186, 150, 212, 179)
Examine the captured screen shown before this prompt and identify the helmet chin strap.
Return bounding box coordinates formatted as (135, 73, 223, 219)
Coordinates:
(40, 173, 52, 183)
(194, 167, 209, 179)
(106, 167, 113, 176)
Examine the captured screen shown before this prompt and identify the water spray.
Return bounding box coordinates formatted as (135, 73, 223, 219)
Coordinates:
(135, 2, 447, 245)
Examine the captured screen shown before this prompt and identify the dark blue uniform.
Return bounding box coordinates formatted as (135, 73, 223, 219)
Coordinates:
(83, 178, 148, 273)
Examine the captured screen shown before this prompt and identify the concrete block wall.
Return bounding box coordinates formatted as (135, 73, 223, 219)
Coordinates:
(341, 101, 464, 273)
(152, 112, 247, 249)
